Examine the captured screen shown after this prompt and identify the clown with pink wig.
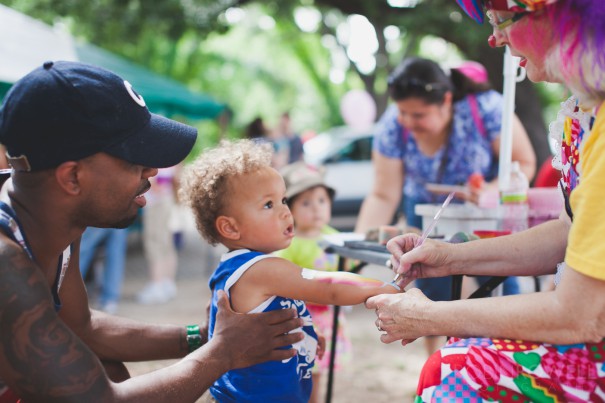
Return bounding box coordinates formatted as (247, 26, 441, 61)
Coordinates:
(366, 0, 605, 400)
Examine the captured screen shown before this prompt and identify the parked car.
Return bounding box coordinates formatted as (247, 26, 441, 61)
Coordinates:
(303, 125, 376, 222)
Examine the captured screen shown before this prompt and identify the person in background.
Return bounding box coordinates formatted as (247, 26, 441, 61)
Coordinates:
(244, 116, 269, 141)
(0, 61, 304, 402)
(79, 226, 129, 313)
(137, 165, 180, 304)
(367, 0, 605, 400)
(268, 124, 291, 171)
(356, 56, 536, 355)
(178, 139, 400, 402)
(277, 111, 304, 164)
(244, 116, 289, 169)
(275, 161, 352, 403)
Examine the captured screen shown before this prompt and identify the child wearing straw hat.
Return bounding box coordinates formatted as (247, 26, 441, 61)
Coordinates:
(275, 161, 352, 403)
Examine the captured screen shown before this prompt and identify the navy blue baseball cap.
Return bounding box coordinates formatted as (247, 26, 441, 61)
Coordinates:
(0, 61, 197, 171)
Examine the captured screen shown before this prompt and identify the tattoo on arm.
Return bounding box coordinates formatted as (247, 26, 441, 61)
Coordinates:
(0, 243, 112, 401)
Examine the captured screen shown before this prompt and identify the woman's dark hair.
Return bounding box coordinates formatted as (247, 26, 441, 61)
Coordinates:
(388, 57, 491, 104)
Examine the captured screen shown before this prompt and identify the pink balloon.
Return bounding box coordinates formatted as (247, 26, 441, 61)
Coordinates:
(340, 90, 376, 130)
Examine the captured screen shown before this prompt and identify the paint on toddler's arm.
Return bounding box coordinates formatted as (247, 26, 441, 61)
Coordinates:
(301, 268, 316, 279)
(301, 268, 399, 290)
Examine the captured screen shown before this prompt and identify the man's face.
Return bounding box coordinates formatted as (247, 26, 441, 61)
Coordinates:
(76, 153, 157, 229)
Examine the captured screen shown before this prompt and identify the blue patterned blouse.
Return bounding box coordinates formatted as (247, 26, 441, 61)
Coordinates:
(373, 90, 503, 227)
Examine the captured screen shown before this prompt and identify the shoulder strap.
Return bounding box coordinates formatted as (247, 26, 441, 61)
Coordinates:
(468, 94, 487, 139)
(401, 126, 409, 143)
(0, 201, 35, 260)
(0, 201, 71, 311)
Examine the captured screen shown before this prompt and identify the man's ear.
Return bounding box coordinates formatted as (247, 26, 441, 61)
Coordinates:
(54, 161, 81, 195)
(216, 216, 240, 240)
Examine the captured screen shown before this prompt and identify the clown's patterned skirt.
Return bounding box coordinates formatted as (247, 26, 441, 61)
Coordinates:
(416, 337, 605, 402)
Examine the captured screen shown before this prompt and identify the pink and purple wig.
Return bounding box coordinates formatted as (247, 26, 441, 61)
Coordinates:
(547, 0, 605, 105)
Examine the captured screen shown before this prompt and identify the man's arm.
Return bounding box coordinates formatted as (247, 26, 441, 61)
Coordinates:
(108, 291, 304, 402)
(0, 240, 114, 402)
(57, 241, 189, 362)
(0, 238, 304, 402)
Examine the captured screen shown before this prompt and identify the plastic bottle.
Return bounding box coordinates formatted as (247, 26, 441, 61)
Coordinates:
(499, 161, 529, 233)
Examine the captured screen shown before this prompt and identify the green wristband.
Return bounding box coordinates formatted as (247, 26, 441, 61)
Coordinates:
(186, 325, 203, 353)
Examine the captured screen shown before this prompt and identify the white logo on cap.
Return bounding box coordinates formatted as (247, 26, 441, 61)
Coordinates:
(124, 80, 146, 107)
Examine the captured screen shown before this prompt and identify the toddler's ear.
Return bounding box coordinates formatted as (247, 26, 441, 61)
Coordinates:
(216, 216, 240, 240)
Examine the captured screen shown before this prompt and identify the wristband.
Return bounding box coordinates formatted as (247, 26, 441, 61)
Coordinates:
(186, 325, 203, 353)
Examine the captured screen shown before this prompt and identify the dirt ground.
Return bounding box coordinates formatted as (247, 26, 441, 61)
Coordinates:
(119, 282, 426, 403)
(94, 216, 428, 403)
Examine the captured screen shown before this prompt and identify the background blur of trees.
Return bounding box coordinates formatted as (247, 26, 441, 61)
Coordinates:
(2, 0, 567, 166)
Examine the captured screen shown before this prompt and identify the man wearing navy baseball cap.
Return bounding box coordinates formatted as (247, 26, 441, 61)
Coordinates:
(0, 61, 303, 402)
(0, 60, 197, 172)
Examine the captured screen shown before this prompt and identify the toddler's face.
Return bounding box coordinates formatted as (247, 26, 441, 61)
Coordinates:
(226, 166, 294, 253)
(290, 186, 332, 234)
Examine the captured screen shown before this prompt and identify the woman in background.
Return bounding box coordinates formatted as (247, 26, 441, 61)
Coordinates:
(356, 57, 536, 355)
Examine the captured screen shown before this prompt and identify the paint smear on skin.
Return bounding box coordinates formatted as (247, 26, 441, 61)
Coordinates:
(302, 268, 399, 290)
(301, 268, 316, 279)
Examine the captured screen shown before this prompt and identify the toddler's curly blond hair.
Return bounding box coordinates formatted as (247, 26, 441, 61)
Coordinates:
(178, 139, 273, 245)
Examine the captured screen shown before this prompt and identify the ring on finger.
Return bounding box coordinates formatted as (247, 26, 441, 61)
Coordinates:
(376, 319, 383, 332)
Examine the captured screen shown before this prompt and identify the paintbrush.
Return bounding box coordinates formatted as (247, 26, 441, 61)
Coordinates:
(392, 191, 455, 284)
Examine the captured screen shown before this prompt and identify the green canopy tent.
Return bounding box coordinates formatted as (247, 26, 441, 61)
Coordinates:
(0, 82, 11, 100)
(74, 43, 226, 120)
(0, 4, 226, 120)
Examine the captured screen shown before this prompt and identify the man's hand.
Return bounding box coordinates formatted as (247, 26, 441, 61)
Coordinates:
(212, 290, 304, 370)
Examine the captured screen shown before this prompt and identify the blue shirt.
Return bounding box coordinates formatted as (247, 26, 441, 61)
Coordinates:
(374, 90, 503, 226)
(208, 249, 317, 403)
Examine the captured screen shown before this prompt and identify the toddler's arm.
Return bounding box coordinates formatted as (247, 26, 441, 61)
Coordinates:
(238, 257, 400, 308)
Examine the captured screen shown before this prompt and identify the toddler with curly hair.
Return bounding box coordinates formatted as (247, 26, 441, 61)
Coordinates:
(179, 139, 400, 403)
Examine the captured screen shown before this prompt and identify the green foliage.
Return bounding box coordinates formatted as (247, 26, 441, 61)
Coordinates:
(534, 82, 568, 127)
(186, 120, 226, 162)
(2, 0, 558, 163)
